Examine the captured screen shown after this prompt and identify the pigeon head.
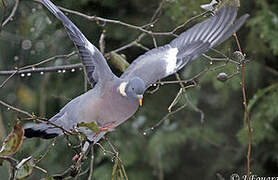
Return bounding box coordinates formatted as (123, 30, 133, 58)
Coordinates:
(125, 77, 145, 106)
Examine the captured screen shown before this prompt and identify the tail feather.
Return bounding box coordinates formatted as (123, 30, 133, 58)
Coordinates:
(24, 127, 59, 139)
(24, 114, 64, 139)
(24, 122, 106, 143)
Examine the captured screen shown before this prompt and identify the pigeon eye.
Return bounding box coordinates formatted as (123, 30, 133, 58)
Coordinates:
(132, 87, 135, 91)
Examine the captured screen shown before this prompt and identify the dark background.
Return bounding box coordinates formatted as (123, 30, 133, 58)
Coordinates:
(0, 0, 278, 179)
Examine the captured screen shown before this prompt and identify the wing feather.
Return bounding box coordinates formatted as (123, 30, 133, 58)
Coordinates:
(121, 3, 249, 88)
(41, 0, 115, 87)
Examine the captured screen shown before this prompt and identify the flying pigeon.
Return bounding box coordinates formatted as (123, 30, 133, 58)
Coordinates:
(24, 0, 249, 143)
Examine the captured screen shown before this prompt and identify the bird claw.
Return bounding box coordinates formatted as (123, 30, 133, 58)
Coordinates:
(72, 152, 84, 162)
(93, 122, 116, 138)
(72, 153, 80, 161)
(99, 126, 115, 132)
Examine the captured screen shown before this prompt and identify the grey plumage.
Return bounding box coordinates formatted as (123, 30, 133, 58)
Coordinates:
(25, 0, 249, 144)
(39, 0, 115, 87)
(121, 5, 249, 88)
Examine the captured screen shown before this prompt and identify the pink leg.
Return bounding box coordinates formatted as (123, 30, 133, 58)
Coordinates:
(93, 122, 116, 138)
(72, 153, 80, 161)
(72, 152, 84, 162)
(99, 122, 116, 132)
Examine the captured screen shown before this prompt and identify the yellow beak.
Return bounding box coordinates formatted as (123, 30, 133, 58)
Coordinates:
(137, 95, 143, 106)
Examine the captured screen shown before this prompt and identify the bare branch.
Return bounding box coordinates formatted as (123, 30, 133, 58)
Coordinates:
(143, 104, 187, 134)
(0, 51, 78, 88)
(1, 0, 19, 27)
(0, 0, 7, 28)
(87, 146, 94, 180)
(175, 73, 204, 123)
(19, 51, 78, 71)
(0, 100, 33, 117)
(150, 0, 167, 22)
(171, 11, 210, 34)
(0, 156, 18, 180)
(33, 0, 208, 37)
(0, 63, 83, 76)
(233, 33, 252, 180)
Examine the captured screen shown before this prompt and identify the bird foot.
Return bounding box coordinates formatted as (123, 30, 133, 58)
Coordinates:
(93, 122, 116, 138)
(72, 153, 80, 161)
(99, 127, 114, 132)
(99, 122, 116, 132)
(72, 152, 84, 162)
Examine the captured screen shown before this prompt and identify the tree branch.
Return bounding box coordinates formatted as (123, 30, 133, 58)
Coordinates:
(1, 0, 19, 28)
(233, 33, 252, 180)
(0, 51, 78, 88)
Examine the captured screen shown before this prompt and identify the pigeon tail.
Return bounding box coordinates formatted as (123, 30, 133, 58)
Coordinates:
(24, 125, 60, 139)
(24, 113, 64, 139)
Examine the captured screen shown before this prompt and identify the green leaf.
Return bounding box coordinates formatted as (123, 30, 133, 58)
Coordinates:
(15, 157, 35, 180)
(77, 122, 100, 134)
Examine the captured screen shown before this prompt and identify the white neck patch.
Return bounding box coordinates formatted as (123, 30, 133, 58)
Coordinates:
(118, 82, 128, 97)
(165, 48, 178, 74)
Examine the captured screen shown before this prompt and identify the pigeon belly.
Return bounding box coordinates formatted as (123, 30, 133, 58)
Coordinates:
(77, 84, 139, 128)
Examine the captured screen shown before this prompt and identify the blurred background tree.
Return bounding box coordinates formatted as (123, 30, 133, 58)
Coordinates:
(0, 0, 278, 179)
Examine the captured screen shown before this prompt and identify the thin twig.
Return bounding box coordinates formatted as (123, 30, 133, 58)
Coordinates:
(1, 0, 19, 27)
(175, 73, 204, 123)
(34, 165, 48, 174)
(0, 100, 33, 117)
(105, 34, 148, 56)
(202, 54, 240, 65)
(95, 142, 114, 156)
(34, 0, 207, 38)
(0, 0, 7, 28)
(0, 51, 78, 88)
(87, 146, 94, 180)
(35, 139, 57, 163)
(0, 71, 17, 88)
(19, 51, 77, 71)
(144, 104, 187, 133)
(149, 0, 167, 22)
(0, 63, 83, 75)
(58, 6, 177, 37)
(233, 33, 251, 180)
(168, 88, 184, 112)
(171, 11, 210, 34)
(0, 100, 74, 136)
(1, 156, 17, 180)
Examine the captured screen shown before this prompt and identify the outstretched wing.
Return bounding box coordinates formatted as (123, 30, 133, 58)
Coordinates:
(41, 0, 115, 87)
(121, 2, 249, 88)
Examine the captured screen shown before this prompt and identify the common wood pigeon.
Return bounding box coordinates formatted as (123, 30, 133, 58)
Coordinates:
(24, 0, 249, 143)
